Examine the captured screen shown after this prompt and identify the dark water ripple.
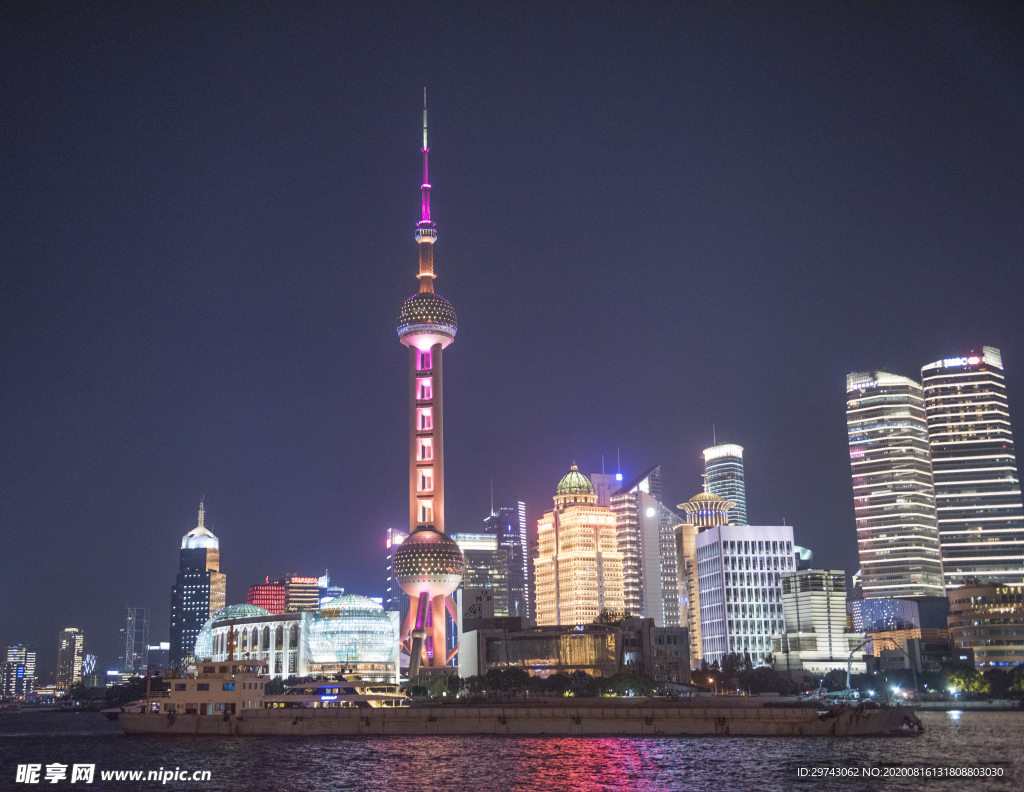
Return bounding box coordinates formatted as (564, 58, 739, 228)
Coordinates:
(0, 710, 1021, 791)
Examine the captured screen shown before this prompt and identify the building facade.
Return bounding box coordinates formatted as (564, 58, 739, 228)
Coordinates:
(285, 575, 320, 612)
(384, 528, 411, 629)
(610, 465, 681, 627)
(772, 569, 866, 676)
(694, 524, 795, 666)
(534, 465, 625, 626)
(947, 582, 1024, 666)
(922, 348, 1024, 588)
(458, 618, 689, 685)
(482, 503, 530, 619)
(452, 533, 510, 616)
(703, 444, 747, 526)
(1, 645, 37, 699)
(194, 597, 401, 682)
(247, 578, 287, 614)
(55, 628, 84, 693)
(392, 100, 465, 677)
(169, 502, 227, 669)
(117, 607, 150, 675)
(846, 371, 946, 598)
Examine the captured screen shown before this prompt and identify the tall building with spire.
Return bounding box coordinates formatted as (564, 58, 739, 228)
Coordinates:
(534, 465, 625, 626)
(922, 347, 1024, 588)
(169, 502, 226, 669)
(393, 94, 465, 677)
(846, 371, 945, 598)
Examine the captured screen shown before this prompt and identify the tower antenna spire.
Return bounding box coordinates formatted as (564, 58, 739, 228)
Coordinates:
(415, 87, 437, 292)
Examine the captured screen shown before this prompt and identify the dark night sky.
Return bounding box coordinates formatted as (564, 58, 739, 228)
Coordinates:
(1, 2, 1022, 675)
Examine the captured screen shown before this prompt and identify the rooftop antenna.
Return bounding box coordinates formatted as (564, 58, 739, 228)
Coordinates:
(490, 478, 494, 516)
(601, 454, 605, 474)
(617, 448, 621, 475)
(713, 424, 716, 446)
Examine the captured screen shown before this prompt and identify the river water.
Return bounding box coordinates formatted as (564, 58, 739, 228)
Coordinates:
(0, 710, 1020, 791)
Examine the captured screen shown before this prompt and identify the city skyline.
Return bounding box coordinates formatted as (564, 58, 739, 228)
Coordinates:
(2, 3, 1021, 671)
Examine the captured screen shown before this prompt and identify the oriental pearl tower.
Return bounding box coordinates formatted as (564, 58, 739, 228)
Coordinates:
(393, 92, 465, 677)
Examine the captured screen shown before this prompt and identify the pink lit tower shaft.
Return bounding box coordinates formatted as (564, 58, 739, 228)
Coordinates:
(394, 92, 464, 678)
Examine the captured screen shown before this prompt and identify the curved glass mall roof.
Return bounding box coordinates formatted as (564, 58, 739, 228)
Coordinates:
(307, 595, 397, 664)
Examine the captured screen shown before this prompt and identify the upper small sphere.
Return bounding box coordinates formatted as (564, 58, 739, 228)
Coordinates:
(397, 292, 458, 338)
(556, 464, 595, 496)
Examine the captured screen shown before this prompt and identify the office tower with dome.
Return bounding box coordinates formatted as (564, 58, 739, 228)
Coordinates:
(169, 502, 227, 669)
(534, 465, 625, 626)
(675, 489, 794, 668)
(393, 95, 465, 677)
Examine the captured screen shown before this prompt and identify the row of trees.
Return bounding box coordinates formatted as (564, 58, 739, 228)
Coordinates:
(403, 668, 658, 699)
(700, 652, 1024, 700)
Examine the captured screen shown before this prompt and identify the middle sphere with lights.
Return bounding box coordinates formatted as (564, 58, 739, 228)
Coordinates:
(393, 527, 465, 600)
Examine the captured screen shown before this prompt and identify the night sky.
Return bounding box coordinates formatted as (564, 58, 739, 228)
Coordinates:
(2, 3, 1022, 675)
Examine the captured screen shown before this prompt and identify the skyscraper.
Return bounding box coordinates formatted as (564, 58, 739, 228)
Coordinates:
(482, 503, 529, 619)
(1, 645, 36, 699)
(846, 371, 945, 598)
(117, 607, 150, 675)
(922, 348, 1024, 588)
(55, 628, 83, 692)
(384, 528, 411, 628)
(610, 465, 682, 626)
(169, 502, 227, 669)
(703, 444, 747, 525)
(534, 465, 625, 626)
(393, 96, 465, 677)
(452, 533, 509, 616)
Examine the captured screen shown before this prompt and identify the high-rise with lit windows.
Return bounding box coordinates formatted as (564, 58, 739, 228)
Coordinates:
(392, 95, 465, 677)
(846, 371, 945, 598)
(169, 502, 226, 669)
(703, 444, 747, 526)
(55, 628, 83, 692)
(482, 503, 529, 619)
(610, 465, 682, 627)
(534, 465, 625, 626)
(922, 348, 1024, 588)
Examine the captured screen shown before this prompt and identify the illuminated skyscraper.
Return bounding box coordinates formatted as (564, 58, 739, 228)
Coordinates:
(534, 465, 625, 626)
(482, 503, 530, 619)
(452, 533, 509, 616)
(922, 348, 1024, 588)
(393, 95, 465, 676)
(610, 465, 682, 626)
(55, 628, 83, 692)
(846, 372, 945, 598)
(703, 444, 747, 525)
(2, 645, 36, 699)
(384, 528, 410, 627)
(169, 502, 226, 669)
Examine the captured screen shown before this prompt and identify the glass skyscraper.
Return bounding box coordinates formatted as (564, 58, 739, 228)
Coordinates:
(384, 527, 410, 629)
(482, 503, 530, 619)
(846, 371, 945, 598)
(922, 347, 1024, 588)
(451, 533, 510, 616)
(703, 444, 747, 525)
